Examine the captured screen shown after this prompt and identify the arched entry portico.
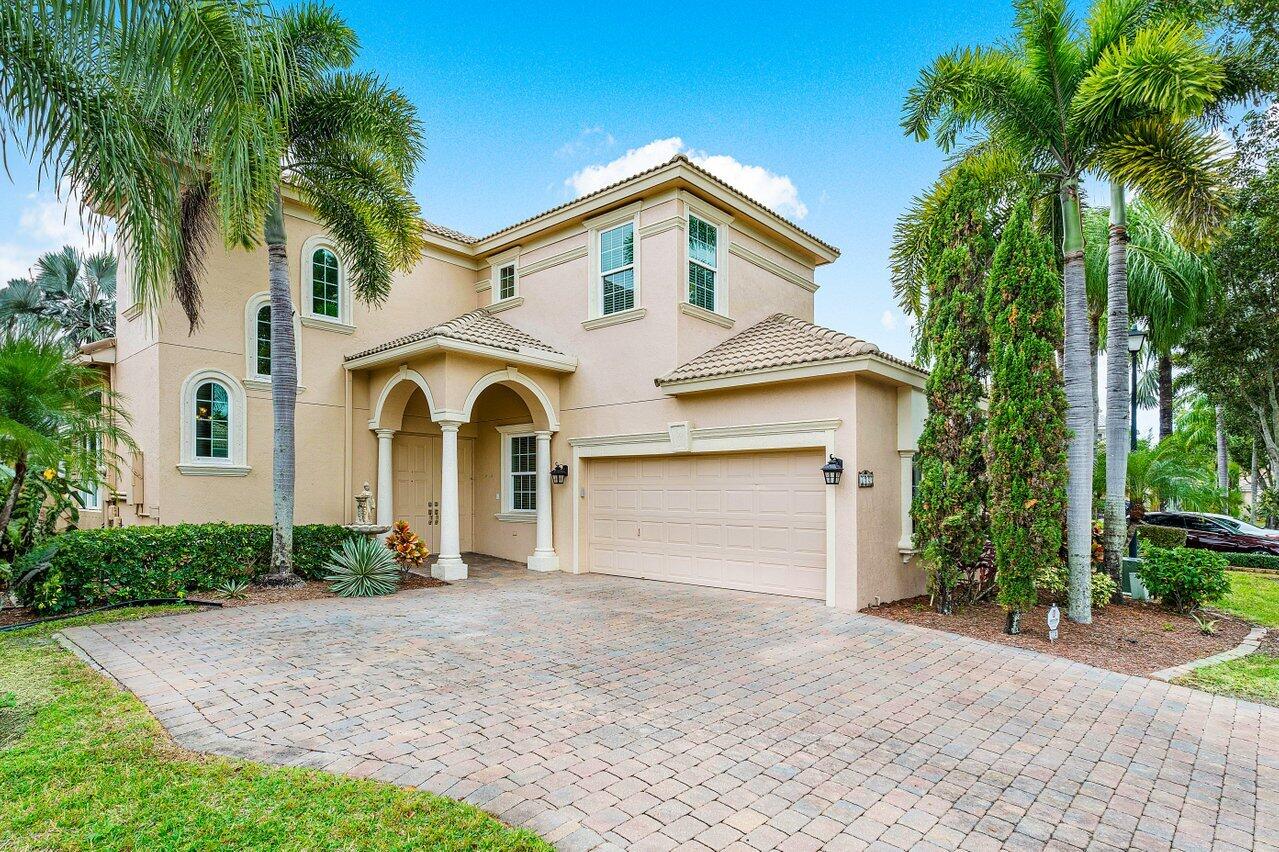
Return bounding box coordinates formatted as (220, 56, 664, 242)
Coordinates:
(367, 366, 560, 580)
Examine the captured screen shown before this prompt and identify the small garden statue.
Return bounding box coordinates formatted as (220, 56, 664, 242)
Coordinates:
(354, 482, 374, 525)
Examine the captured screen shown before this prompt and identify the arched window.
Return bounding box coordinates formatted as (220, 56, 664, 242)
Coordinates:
(179, 369, 249, 475)
(311, 248, 341, 318)
(194, 381, 230, 459)
(255, 304, 272, 376)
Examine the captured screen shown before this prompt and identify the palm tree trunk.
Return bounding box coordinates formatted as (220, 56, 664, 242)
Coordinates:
(1090, 312, 1101, 441)
(1103, 184, 1129, 598)
(1061, 182, 1094, 624)
(1216, 404, 1229, 510)
(261, 190, 299, 586)
(1251, 441, 1259, 524)
(1158, 355, 1174, 440)
(0, 452, 28, 544)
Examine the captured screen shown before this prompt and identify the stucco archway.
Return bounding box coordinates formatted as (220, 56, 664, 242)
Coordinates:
(461, 368, 558, 433)
(369, 367, 437, 431)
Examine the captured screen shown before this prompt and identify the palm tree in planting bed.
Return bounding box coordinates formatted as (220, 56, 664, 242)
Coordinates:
(0, 336, 132, 558)
(902, 0, 1232, 622)
(170, 4, 424, 584)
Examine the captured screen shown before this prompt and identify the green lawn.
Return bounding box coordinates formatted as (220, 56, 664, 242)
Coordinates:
(1214, 571, 1279, 627)
(0, 607, 550, 851)
(1175, 571, 1279, 707)
(1175, 653, 1279, 706)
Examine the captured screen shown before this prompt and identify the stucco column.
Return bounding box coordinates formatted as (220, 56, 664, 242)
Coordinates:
(433, 418, 467, 581)
(528, 430, 559, 572)
(374, 428, 395, 526)
(898, 450, 915, 552)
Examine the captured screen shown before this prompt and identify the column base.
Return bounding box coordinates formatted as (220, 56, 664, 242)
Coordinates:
(526, 551, 560, 573)
(431, 555, 468, 581)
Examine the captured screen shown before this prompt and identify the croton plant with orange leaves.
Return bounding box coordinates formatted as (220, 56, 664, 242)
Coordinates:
(386, 520, 429, 570)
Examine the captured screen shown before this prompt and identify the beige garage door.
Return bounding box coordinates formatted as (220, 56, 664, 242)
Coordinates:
(587, 450, 826, 599)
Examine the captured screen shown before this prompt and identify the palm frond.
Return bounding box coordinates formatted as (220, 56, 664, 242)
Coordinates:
(1097, 117, 1231, 247)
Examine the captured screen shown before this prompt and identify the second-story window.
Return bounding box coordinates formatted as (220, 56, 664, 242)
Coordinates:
(498, 264, 516, 301)
(255, 304, 272, 376)
(599, 222, 635, 315)
(311, 248, 341, 318)
(688, 214, 718, 311)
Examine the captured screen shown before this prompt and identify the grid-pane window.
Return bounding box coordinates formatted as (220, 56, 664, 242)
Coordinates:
(599, 222, 634, 315)
(79, 433, 101, 510)
(510, 435, 536, 512)
(688, 215, 717, 311)
(311, 248, 340, 317)
(255, 304, 271, 376)
(498, 264, 516, 300)
(194, 381, 230, 459)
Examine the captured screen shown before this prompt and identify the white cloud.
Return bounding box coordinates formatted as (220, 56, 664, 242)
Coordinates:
(555, 126, 616, 159)
(0, 184, 109, 282)
(880, 310, 898, 331)
(566, 137, 809, 220)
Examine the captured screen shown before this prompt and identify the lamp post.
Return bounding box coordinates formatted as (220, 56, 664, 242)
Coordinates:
(1127, 323, 1147, 558)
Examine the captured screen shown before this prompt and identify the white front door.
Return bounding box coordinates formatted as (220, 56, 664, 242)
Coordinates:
(586, 450, 826, 599)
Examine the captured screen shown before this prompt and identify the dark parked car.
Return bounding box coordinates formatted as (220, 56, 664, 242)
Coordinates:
(1141, 512, 1279, 555)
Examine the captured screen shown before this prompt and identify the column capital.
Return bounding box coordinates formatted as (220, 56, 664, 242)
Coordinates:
(374, 428, 396, 439)
(437, 419, 463, 433)
(534, 430, 553, 440)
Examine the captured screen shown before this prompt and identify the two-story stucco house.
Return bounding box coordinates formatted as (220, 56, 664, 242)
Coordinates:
(81, 154, 927, 610)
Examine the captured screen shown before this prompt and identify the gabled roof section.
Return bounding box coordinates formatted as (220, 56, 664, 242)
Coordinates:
(344, 308, 571, 369)
(471, 155, 838, 258)
(656, 313, 925, 390)
(422, 220, 478, 244)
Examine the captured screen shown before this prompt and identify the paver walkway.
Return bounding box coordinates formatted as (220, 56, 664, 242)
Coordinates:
(63, 557, 1278, 851)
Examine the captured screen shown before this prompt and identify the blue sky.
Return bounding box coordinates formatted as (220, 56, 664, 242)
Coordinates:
(0, 0, 1032, 363)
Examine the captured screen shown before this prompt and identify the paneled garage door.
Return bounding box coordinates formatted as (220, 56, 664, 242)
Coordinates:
(587, 451, 826, 599)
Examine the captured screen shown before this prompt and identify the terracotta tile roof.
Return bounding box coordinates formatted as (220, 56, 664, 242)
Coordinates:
(345, 308, 565, 362)
(470, 155, 839, 257)
(422, 220, 478, 244)
(656, 313, 924, 385)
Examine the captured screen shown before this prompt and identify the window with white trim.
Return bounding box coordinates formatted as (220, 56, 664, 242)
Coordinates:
(254, 304, 272, 376)
(599, 222, 635, 315)
(509, 434, 536, 512)
(78, 433, 102, 510)
(687, 214, 718, 311)
(311, 248, 341, 318)
(498, 264, 517, 301)
(194, 380, 231, 459)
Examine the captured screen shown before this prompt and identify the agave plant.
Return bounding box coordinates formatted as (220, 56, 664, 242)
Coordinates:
(213, 577, 250, 600)
(324, 536, 401, 598)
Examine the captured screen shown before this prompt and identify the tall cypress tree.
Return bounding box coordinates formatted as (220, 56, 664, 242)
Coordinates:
(912, 170, 993, 614)
(986, 200, 1068, 631)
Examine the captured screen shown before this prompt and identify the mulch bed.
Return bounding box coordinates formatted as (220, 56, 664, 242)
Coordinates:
(0, 571, 446, 626)
(870, 596, 1253, 676)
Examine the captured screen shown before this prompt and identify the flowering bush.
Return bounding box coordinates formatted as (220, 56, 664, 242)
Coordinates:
(385, 520, 429, 572)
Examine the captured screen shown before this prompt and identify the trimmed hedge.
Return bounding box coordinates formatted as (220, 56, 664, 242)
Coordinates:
(1137, 544, 1230, 612)
(1133, 523, 1187, 549)
(1227, 552, 1279, 572)
(24, 523, 359, 613)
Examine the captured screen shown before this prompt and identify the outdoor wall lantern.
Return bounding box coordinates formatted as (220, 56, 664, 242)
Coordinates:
(550, 463, 569, 485)
(858, 469, 875, 488)
(821, 455, 844, 485)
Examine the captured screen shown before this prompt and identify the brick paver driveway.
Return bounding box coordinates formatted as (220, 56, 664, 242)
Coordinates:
(63, 558, 1277, 851)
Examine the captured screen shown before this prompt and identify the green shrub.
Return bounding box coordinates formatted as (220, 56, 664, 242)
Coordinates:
(1091, 571, 1118, 610)
(1137, 544, 1230, 612)
(23, 523, 358, 613)
(1227, 552, 1279, 571)
(324, 537, 400, 597)
(1134, 524, 1187, 549)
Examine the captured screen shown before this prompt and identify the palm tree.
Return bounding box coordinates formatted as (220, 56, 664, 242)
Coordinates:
(902, 0, 1231, 622)
(0, 336, 132, 553)
(171, 5, 424, 584)
(0, 247, 117, 346)
(1084, 202, 1216, 437)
